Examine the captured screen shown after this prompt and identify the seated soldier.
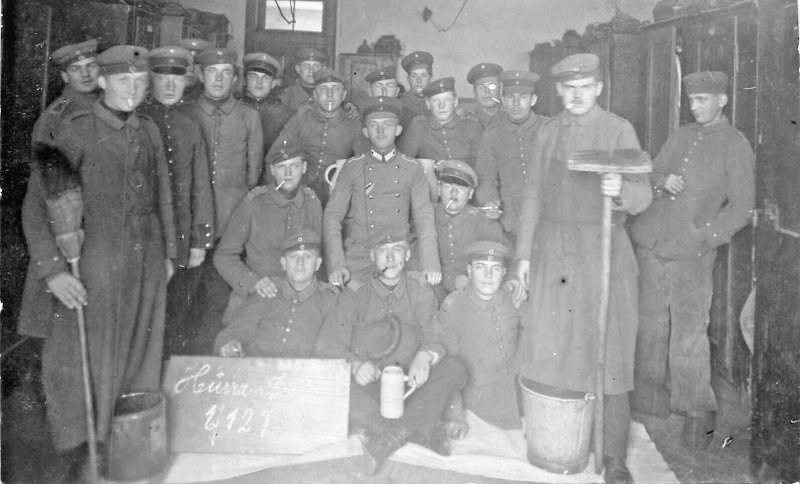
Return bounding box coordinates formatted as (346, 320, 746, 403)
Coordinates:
(431, 159, 508, 299)
(324, 96, 439, 288)
(215, 230, 337, 358)
(316, 229, 467, 475)
(438, 241, 523, 439)
(214, 143, 322, 327)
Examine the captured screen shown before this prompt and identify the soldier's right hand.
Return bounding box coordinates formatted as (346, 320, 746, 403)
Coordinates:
(46, 272, 87, 309)
(482, 201, 502, 220)
(663, 174, 686, 195)
(517, 260, 531, 291)
(254, 276, 278, 298)
(219, 340, 244, 357)
(329, 267, 350, 287)
(353, 360, 380, 386)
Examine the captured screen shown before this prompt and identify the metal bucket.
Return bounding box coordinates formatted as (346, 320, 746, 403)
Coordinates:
(519, 379, 595, 474)
(107, 392, 168, 481)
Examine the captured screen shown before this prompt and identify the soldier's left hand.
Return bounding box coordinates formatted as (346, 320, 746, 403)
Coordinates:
(424, 271, 442, 286)
(408, 351, 433, 387)
(600, 173, 623, 198)
(165, 259, 175, 281)
(254, 276, 278, 298)
(343, 101, 360, 120)
(505, 278, 527, 309)
(188, 248, 206, 268)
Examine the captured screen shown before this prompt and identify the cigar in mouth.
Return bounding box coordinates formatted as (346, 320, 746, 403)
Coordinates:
(276, 180, 286, 190)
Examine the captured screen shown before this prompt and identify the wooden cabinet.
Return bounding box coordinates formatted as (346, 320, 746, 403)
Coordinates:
(338, 53, 397, 99)
(160, 12, 230, 48)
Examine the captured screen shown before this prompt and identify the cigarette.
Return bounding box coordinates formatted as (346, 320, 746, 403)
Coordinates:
(446, 199, 454, 210)
(127, 98, 134, 108)
(565, 103, 574, 110)
(276, 180, 285, 190)
(489, 96, 500, 103)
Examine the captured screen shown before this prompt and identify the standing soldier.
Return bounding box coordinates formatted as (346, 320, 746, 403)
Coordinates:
(268, 68, 369, 205)
(175, 38, 214, 103)
(180, 47, 263, 354)
(139, 46, 215, 356)
(278, 46, 326, 113)
(515, 53, 652, 484)
(240, 52, 293, 157)
(366, 65, 400, 98)
(475, 70, 547, 244)
(398, 51, 433, 129)
(630, 71, 755, 449)
(464, 62, 504, 131)
(19, 45, 176, 477)
(32, 39, 100, 148)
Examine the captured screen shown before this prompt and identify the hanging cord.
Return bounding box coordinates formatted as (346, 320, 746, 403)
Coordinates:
(431, 0, 470, 32)
(273, 0, 297, 28)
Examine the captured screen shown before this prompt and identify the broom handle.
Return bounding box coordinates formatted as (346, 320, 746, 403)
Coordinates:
(594, 195, 612, 474)
(70, 260, 99, 483)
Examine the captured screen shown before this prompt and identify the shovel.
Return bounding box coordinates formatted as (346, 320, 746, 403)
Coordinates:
(567, 148, 652, 474)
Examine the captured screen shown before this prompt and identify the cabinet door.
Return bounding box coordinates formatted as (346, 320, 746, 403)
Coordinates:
(338, 54, 396, 100)
(645, 25, 678, 157)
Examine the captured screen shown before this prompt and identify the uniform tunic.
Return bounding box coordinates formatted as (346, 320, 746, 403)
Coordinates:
(277, 80, 314, 113)
(215, 278, 338, 357)
(397, 114, 483, 168)
(240, 92, 293, 157)
(433, 203, 507, 293)
(268, 106, 370, 204)
(139, 97, 214, 266)
(323, 149, 439, 277)
(179, 95, 263, 237)
(214, 184, 322, 322)
(629, 117, 755, 412)
(515, 105, 652, 394)
(398, 91, 428, 130)
(465, 107, 502, 131)
(475, 113, 548, 235)
(19, 102, 176, 450)
(440, 287, 522, 429)
(31, 86, 99, 147)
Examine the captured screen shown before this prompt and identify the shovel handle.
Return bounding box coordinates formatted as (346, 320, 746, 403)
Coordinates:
(594, 195, 612, 474)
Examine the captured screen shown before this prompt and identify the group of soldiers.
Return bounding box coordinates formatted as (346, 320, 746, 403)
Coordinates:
(18, 34, 754, 484)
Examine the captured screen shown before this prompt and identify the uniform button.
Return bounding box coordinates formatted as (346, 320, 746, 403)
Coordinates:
(282, 338, 287, 343)
(369, 210, 374, 214)
(369, 195, 373, 199)
(394, 179, 399, 183)
(286, 327, 291, 332)
(395, 193, 400, 198)
(395, 209, 400, 213)
(368, 166, 373, 171)
(370, 223, 375, 228)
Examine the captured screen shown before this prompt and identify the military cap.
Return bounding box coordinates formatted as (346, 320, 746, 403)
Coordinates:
(362, 96, 402, 122)
(365, 65, 397, 84)
(243, 52, 281, 77)
(196, 48, 237, 67)
(422, 76, 456, 98)
(96, 45, 149, 75)
(295, 47, 327, 64)
(267, 140, 305, 165)
(313, 67, 345, 86)
(436, 159, 478, 188)
(550, 53, 601, 82)
(401, 51, 434, 74)
(467, 62, 503, 85)
(370, 228, 409, 249)
(52, 39, 98, 68)
(499, 70, 540, 93)
(466, 241, 510, 264)
(683, 71, 728, 95)
(281, 229, 321, 254)
(148, 46, 192, 74)
(175, 38, 214, 58)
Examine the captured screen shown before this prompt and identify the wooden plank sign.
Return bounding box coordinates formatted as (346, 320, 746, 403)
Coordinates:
(162, 356, 350, 454)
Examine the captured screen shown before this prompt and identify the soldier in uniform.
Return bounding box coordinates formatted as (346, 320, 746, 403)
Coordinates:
(464, 62, 504, 130)
(515, 54, 652, 484)
(630, 71, 755, 449)
(278, 46, 326, 113)
(175, 37, 214, 103)
(432, 160, 507, 298)
(316, 230, 467, 475)
(214, 143, 322, 329)
(268, 68, 369, 205)
(475, 70, 548, 244)
(179, 47, 264, 355)
(138, 46, 215, 357)
(323, 96, 439, 287)
(398, 51, 433, 129)
(398, 77, 483, 169)
(366, 65, 399, 98)
(439, 241, 523, 435)
(31, 39, 100, 148)
(19, 45, 176, 475)
(215, 230, 337, 358)
(240, 52, 292, 158)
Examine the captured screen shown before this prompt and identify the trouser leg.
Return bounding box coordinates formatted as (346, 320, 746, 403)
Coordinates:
(164, 266, 202, 358)
(186, 249, 231, 355)
(668, 252, 718, 413)
(603, 393, 631, 460)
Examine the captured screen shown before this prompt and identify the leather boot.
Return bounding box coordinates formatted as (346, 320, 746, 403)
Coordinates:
(361, 423, 411, 475)
(603, 455, 635, 484)
(682, 411, 715, 450)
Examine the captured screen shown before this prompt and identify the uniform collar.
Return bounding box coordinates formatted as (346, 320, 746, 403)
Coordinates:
(501, 112, 541, 131)
(63, 85, 98, 101)
(426, 114, 458, 130)
(691, 115, 731, 134)
(370, 271, 408, 299)
(437, 202, 470, 227)
(197, 94, 237, 115)
(279, 277, 318, 302)
(560, 103, 602, 127)
(466, 284, 506, 310)
(92, 100, 139, 130)
(370, 148, 397, 162)
(268, 183, 306, 208)
(311, 105, 346, 125)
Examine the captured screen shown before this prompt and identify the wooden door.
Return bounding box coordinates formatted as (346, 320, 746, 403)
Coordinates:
(644, 24, 678, 157)
(750, 1, 800, 481)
